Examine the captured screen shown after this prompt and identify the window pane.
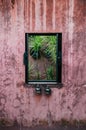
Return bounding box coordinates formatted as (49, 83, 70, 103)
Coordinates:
(28, 34, 57, 82)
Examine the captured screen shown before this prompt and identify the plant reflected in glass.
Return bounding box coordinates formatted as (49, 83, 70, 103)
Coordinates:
(28, 35, 57, 82)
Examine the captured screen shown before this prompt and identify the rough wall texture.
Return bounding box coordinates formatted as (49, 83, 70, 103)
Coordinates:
(0, 0, 86, 127)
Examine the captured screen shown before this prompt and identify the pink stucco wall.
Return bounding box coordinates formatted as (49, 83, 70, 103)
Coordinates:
(0, 0, 86, 126)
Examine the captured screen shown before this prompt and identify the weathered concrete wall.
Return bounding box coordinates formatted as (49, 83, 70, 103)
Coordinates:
(0, 0, 86, 126)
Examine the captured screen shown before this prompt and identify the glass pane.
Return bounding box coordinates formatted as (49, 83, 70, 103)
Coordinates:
(28, 34, 57, 82)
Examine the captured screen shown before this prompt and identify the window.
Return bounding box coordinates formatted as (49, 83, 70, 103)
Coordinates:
(24, 33, 62, 86)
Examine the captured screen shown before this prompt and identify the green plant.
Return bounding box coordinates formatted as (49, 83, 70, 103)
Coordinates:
(29, 35, 57, 61)
(29, 36, 43, 59)
(47, 36, 56, 64)
(40, 36, 56, 63)
(46, 66, 54, 80)
(41, 36, 56, 46)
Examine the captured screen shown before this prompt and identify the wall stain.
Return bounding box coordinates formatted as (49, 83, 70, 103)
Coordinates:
(11, 0, 15, 8)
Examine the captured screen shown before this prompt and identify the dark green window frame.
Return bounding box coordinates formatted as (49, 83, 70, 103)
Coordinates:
(24, 33, 62, 86)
